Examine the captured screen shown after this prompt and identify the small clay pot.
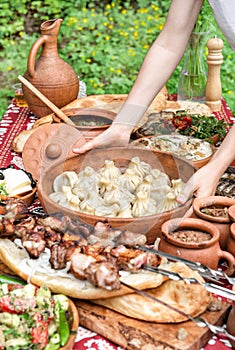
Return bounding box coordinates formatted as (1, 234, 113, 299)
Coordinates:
(226, 302, 235, 348)
(160, 217, 235, 276)
(192, 196, 235, 250)
(227, 223, 235, 258)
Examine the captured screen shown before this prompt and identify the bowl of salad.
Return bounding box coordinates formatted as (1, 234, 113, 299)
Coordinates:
(0, 277, 79, 350)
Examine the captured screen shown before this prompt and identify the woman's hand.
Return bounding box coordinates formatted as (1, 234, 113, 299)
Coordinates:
(177, 163, 221, 204)
(73, 124, 132, 154)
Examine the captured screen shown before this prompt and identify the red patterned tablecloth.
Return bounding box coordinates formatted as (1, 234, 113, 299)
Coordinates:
(0, 98, 235, 350)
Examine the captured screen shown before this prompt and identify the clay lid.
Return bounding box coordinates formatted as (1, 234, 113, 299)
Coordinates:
(22, 124, 86, 180)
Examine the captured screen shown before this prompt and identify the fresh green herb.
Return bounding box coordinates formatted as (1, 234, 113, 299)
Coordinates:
(0, 183, 8, 196)
(0, 274, 26, 285)
(177, 115, 229, 141)
(58, 307, 70, 347)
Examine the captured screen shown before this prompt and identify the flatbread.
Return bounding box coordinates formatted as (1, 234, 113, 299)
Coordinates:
(92, 262, 212, 323)
(62, 86, 168, 115)
(0, 238, 165, 300)
(59, 86, 169, 130)
(167, 101, 212, 116)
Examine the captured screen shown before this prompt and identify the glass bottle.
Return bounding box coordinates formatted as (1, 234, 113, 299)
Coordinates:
(177, 32, 209, 103)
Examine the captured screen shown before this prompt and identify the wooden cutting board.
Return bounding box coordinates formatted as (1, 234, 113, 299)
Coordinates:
(0, 260, 231, 349)
(75, 299, 231, 350)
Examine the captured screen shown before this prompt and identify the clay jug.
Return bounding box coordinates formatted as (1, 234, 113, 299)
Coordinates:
(159, 217, 235, 276)
(23, 18, 79, 118)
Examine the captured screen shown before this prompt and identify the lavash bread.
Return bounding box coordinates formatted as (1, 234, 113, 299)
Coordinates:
(0, 239, 166, 299)
(177, 101, 212, 115)
(92, 262, 212, 323)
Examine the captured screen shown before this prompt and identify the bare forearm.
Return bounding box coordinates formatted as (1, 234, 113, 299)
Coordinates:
(114, 0, 204, 128)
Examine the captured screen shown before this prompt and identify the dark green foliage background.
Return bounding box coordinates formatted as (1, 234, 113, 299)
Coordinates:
(0, 0, 234, 118)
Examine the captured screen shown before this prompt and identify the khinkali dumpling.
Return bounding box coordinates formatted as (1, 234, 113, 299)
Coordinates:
(98, 176, 119, 196)
(136, 176, 151, 194)
(98, 160, 121, 181)
(53, 171, 78, 192)
(95, 203, 120, 217)
(150, 184, 172, 204)
(149, 168, 170, 187)
(79, 192, 104, 214)
(78, 166, 96, 180)
(128, 156, 152, 178)
(171, 178, 185, 196)
(76, 166, 99, 194)
(131, 191, 157, 217)
(148, 169, 171, 203)
(49, 192, 68, 206)
(156, 190, 179, 213)
(120, 168, 142, 193)
(61, 186, 80, 208)
(116, 203, 133, 218)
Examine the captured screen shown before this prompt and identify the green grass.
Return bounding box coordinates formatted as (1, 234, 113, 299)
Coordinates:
(0, 0, 234, 118)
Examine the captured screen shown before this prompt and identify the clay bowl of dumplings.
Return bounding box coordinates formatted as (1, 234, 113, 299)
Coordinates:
(37, 147, 195, 244)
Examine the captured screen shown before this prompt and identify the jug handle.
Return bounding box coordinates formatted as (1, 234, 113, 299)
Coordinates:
(218, 250, 235, 276)
(27, 36, 46, 78)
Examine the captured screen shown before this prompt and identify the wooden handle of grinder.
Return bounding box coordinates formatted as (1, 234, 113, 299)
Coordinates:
(205, 37, 224, 112)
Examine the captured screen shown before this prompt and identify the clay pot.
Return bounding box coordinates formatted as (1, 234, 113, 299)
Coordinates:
(192, 196, 235, 250)
(160, 217, 235, 276)
(226, 302, 235, 348)
(37, 147, 195, 244)
(23, 19, 79, 118)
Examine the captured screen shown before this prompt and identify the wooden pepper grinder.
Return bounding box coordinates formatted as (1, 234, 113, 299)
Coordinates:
(205, 36, 224, 112)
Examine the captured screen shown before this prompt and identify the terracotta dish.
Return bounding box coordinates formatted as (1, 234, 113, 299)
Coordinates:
(131, 134, 215, 170)
(37, 147, 195, 244)
(22, 123, 86, 180)
(61, 298, 79, 350)
(15, 187, 37, 207)
(62, 107, 116, 140)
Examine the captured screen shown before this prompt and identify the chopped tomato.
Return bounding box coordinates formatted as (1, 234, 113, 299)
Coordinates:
(0, 295, 36, 314)
(172, 114, 192, 131)
(31, 313, 49, 348)
(7, 284, 25, 292)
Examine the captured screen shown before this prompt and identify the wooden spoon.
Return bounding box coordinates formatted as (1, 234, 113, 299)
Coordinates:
(18, 75, 76, 126)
